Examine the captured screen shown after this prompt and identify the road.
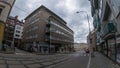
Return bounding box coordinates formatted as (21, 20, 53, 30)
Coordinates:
(0, 50, 90, 68)
(47, 51, 89, 68)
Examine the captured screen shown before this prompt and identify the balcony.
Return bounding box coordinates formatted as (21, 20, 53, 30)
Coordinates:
(46, 22, 50, 27)
(45, 28, 50, 35)
(102, 22, 116, 39)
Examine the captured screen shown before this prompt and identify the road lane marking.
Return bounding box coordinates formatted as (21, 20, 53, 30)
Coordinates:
(87, 53, 91, 68)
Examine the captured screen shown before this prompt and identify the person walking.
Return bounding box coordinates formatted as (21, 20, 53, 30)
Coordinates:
(2, 41, 6, 51)
(91, 47, 95, 57)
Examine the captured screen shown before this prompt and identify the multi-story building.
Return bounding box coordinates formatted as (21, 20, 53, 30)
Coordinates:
(4, 16, 24, 49)
(14, 21, 24, 48)
(89, 0, 120, 64)
(87, 30, 96, 51)
(74, 43, 88, 51)
(22, 5, 74, 53)
(0, 0, 16, 49)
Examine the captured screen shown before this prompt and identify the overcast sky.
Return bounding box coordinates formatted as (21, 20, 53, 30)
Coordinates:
(10, 0, 93, 43)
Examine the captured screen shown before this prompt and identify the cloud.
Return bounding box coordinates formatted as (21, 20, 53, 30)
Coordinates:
(10, 0, 93, 43)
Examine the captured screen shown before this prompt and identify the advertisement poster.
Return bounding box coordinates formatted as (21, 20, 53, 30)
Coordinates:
(0, 22, 4, 42)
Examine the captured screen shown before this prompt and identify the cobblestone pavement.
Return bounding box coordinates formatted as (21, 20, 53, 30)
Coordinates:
(0, 50, 90, 68)
(90, 52, 120, 68)
(0, 53, 72, 68)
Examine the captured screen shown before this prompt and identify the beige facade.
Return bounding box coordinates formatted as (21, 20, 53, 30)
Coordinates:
(87, 30, 96, 50)
(0, 0, 15, 22)
(0, 0, 16, 49)
(74, 43, 88, 51)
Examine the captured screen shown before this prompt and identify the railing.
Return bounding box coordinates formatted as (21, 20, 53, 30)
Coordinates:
(46, 22, 50, 27)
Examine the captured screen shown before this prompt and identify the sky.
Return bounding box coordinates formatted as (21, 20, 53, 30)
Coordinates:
(10, 0, 93, 43)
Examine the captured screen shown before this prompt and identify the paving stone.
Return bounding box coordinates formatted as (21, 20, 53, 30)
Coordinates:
(0, 64, 6, 68)
(9, 65, 26, 68)
(27, 64, 42, 68)
(22, 61, 34, 64)
(0, 57, 3, 60)
(0, 60, 5, 64)
(41, 62, 53, 66)
(7, 60, 21, 64)
(90, 52, 120, 68)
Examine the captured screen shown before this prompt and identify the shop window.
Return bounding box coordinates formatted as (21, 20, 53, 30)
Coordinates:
(0, 8, 2, 15)
(117, 43, 120, 64)
(108, 38, 116, 61)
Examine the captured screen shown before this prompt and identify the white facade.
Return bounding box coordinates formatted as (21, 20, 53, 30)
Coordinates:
(14, 25, 23, 39)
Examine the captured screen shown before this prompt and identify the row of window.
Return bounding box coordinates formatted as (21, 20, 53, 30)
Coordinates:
(50, 36, 73, 42)
(16, 30, 20, 33)
(50, 28, 73, 39)
(26, 26, 38, 33)
(15, 34, 20, 37)
(28, 18, 40, 26)
(25, 34, 38, 39)
(50, 20, 73, 35)
(111, 0, 120, 17)
(16, 25, 22, 30)
(27, 11, 41, 24)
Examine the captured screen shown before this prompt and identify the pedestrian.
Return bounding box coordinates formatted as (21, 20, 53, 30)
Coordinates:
(2, 40, 6, 51)
(91, 47, 95, 57)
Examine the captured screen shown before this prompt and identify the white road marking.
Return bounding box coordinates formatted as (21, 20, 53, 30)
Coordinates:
(87, 53, 91, 68)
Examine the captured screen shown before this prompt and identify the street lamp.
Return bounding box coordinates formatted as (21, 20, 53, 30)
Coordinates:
(76, 11, 91, 32)
(76, 11, 92, 51)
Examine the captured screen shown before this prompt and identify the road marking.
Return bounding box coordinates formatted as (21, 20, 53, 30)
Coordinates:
(87, 53, 91, 68)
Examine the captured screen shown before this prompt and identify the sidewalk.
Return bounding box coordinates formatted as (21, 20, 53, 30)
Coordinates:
(90, 52, 120, 68)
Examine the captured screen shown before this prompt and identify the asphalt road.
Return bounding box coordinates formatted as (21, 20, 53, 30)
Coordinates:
(47, 51, 89, 68)
(0, 50, 89, 68)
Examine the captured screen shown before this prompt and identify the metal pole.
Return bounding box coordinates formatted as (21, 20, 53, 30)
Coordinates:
(76, 11, 91, 54)
(76, 11, 91, 33)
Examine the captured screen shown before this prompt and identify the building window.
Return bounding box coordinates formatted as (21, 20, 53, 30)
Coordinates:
(15, 34, 20, 37)
(111, 0, 120, 17)
(16, 30, 20, 33)
(0, 8, 2, 15)
(10, 20, 15, 26)
(5, 24, 8, 27)
(16, 26, 21, 30)
(0, 4, 5, 15)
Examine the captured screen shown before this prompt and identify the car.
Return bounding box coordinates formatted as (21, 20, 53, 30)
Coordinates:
(85, 49, 90, 53)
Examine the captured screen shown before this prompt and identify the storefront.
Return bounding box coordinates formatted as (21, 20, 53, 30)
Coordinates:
(116, 36, 120, 64)
(107, 38, 116, 61)
(103, 41, 108, 55)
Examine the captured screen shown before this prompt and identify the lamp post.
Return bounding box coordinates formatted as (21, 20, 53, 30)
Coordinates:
(76, 11, 91, 33)
(76, 11, 92, 53)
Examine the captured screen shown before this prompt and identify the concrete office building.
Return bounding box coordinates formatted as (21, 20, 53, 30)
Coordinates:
(22, 5, 74, 53)
(0, 0, 16, 50)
